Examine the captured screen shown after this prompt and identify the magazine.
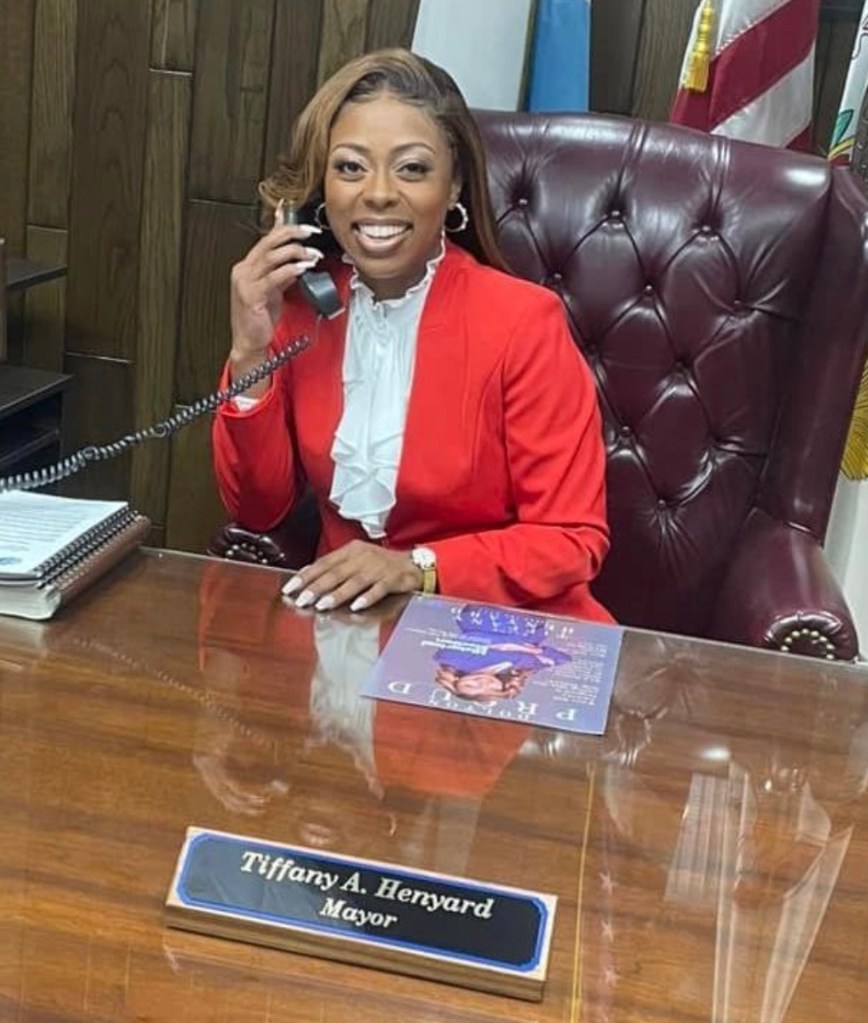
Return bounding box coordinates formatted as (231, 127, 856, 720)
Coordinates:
(361, 595, 623, 735)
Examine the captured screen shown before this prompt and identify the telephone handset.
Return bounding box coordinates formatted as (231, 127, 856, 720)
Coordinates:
(281, 202, 343, 320)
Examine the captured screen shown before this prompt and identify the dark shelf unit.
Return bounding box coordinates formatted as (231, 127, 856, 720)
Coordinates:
(0, 365, 71, 479)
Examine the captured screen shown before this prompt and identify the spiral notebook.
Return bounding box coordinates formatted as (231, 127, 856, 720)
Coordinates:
(0, 491, 151, 620)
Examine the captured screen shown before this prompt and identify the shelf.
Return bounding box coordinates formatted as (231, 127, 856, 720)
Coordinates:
(5, 257, 67, 293)
(0, 365, 71, 421)
(0, 425, 61, 473)
(0, 365, 70, 481)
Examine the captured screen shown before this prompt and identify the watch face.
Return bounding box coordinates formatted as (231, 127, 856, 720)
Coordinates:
(413, 546, 436, 570)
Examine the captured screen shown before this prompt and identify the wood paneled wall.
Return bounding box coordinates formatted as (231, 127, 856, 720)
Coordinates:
(0, 0, 860, 553)
(0, 0, 421, 551)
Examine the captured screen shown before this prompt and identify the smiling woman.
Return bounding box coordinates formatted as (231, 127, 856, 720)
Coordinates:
(324, 93, 460, 300)
(258, 49, 507, 280)
(211, 48, 614, 625)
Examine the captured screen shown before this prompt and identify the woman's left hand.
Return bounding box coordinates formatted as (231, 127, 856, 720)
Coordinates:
(281, 540, 423, 612)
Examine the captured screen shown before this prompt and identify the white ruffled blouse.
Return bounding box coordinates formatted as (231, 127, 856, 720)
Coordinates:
(328, 246, 444, 538)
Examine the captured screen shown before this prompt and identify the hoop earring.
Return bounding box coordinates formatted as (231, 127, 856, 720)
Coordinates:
(314, 201, 331, 231)
(444, 201, 469, 234)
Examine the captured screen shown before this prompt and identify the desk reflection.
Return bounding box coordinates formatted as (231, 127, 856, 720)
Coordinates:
(194, 564, 531, 875)
(580, 635, 868, 1023)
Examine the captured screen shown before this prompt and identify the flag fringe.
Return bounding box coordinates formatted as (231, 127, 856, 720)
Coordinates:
(682, 1, 715, 93)
(842, 363, 868, 481)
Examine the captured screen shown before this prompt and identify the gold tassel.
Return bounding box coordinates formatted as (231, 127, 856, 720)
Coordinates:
(842, 364, 868, 481)
(682, 1, 715, 93)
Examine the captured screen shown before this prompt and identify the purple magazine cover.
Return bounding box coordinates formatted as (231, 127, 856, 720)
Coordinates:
(361, 596, 623, 735)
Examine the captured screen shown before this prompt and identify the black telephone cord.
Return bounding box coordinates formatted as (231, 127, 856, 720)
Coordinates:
(0, 335, 311, 493)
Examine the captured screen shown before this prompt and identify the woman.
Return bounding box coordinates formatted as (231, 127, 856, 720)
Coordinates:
(213, 48, 612, 623)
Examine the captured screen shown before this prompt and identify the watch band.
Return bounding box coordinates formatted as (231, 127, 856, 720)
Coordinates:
(410, 546, 438, 594)
(420, 565, 437, 594)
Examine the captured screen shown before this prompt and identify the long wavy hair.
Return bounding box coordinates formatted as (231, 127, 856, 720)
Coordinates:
(259, 48, 506, 270)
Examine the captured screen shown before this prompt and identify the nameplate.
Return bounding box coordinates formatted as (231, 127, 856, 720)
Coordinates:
(165, 827, 557, 1000)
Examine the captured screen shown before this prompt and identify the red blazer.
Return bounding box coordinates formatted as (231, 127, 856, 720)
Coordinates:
(213, 243, 613, 623)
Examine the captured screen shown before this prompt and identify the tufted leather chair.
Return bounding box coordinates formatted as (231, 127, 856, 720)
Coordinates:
(210, 113, 868, 660)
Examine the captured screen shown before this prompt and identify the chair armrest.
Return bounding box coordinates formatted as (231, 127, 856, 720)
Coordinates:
(709, 513, 859, 661)
(207, 489, 321, 570)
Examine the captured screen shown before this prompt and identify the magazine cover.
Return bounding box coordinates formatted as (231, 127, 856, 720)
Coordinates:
(361, 596, 623, 735)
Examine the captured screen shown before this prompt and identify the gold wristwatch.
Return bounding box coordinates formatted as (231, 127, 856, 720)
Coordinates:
(410, 546, 438, 594)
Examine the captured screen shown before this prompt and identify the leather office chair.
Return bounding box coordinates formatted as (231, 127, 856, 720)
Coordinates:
(210, 113, 868, 661)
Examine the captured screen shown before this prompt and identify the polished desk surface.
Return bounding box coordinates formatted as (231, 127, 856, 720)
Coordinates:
(0, 549, 867, 1022)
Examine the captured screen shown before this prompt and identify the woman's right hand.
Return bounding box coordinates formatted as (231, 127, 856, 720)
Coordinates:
(229, 201, 323, 373)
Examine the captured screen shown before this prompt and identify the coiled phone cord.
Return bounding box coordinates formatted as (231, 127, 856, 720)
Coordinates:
(0, 334, 312, 494)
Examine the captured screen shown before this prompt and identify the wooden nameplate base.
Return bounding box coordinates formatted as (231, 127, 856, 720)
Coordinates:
(165, 827, 557, 1001)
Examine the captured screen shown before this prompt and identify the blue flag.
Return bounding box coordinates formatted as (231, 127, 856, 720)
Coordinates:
(526, 0, 591, 112)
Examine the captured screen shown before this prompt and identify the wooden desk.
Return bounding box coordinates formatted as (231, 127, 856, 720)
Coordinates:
(0, 550, 867, 1021)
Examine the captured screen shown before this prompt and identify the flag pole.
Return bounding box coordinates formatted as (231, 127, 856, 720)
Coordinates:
(519, 0, 541, 111)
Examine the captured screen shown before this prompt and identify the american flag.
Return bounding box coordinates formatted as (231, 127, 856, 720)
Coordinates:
(671, 0, 821, 150)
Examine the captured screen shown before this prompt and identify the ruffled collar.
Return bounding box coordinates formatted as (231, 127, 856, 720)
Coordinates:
(329, 239, 444, 539)
(342, 236, 446, 311)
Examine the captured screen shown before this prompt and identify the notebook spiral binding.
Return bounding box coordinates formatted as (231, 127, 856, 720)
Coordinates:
(36, 507, 143, 587)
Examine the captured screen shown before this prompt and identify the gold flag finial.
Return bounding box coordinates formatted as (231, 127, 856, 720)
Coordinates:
(682, 1, 715, 93)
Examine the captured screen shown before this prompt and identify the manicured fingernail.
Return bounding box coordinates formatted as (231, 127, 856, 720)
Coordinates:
(315, 594, 336, 612)
(275, 199, 285, 224)
(295, 589, 315, 609)
(349, 596, 369, 612)
(293, 260, 318, 273)
(304, 247, 323, 261)
(297, 224, 322, 236)
(282, 575, 303, 595)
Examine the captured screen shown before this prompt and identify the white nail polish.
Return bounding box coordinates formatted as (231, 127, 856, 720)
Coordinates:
(315, 595, 336, 612)
(282, 575, 303, 595)
(349, 596, 368, 612)
(295, 589, 315, 609)
(293, 260, 317, 273)
(297, 224, 323, 236)
(304, 247, 324, 261)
